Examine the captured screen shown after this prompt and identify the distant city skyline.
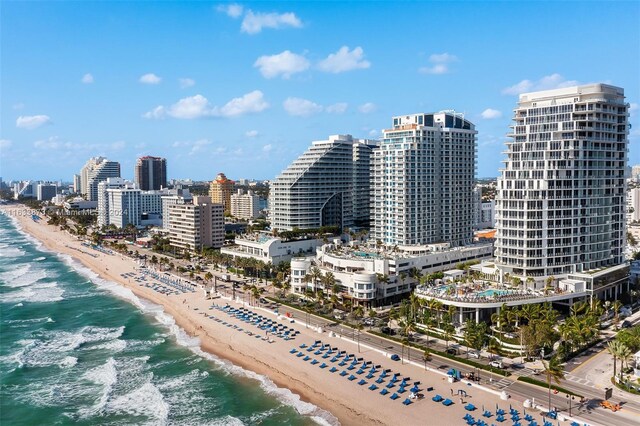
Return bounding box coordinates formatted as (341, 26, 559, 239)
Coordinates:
(1, 1, 639, 181)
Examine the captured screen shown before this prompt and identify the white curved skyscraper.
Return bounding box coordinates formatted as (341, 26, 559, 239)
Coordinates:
(269, 134, 378, 232)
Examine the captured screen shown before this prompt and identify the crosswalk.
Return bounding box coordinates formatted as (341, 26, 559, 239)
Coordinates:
(564, 373, 597, 388)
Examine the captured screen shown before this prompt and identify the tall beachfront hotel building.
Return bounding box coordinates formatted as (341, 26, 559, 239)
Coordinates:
(80, 156, 121, 201)
(371, 112, 477, 247)
(495, 84, 629, 281)
(269, 134, 378, 231)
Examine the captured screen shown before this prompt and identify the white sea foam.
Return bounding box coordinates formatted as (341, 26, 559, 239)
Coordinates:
(1, 266, 48, 288)
(35, 256, 46, 261)
(107, 381, 169, 425)
(8, 326, 125, 369)
(0, 246, 26, 258)
(79, 357, 118, 418)
(3, 316, 54, 325)
(1, 281, 64, 304)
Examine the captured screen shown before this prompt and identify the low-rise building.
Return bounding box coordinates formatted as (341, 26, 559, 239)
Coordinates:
(221, 232, 323, 266)
(290, 241, 493, 307)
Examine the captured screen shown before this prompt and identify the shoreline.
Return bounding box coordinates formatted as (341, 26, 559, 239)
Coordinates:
(2, 205, 558, 426)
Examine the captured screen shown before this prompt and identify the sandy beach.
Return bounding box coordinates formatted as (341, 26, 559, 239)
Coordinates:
(2, 204, 552, 426)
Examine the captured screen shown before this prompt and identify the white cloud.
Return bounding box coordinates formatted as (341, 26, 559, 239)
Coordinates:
(139, 73, 162, 84)
(12, 103, 24, 110)
(0, 139, 12, 149)
(245, 130, 259, 138)
(217, 90, 269, 117)
(254, 50, 309, 79)
(241, 10, 302, 34)
(168, 94, 213, 119)
(358, 102, 376, 114)
(217, 3, 243, 18)
(368, 129, 379, 138)
(172, 139, 213, 156)
(144, 91, 269, 120)
(81, 73, 94, 84)
(262, 144, 272, 152)
(16, 115, 51, 129)
(283, 97, 323, 117)
(318, 46, 370, 73)
(629, 102, 638, 116)
(429, 53, 457, 63)
(179, 78, 195, 88)
(419, 52, 457, 75)
(111, 141, 126, 150)
(481, 108, 502, 119)
(419, 64, 449, 75)
(502, 73, 579, 95)
(34, 137, 62, 149)
(326, 102, 348, 114)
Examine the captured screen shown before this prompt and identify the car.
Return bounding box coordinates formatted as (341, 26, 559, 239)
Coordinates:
(381, 326, 395, 335)
(363, 318, 375, 326)
(489, 360, 503, 369)
(621, 320, 632, 329)
(259, 298, 268, 304)
(469, 351, 481, 359)
(446, 348, 458, 355)
(390, 354, 401, 361)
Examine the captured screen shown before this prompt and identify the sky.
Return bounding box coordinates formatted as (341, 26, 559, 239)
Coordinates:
(1, 1, 639, 182)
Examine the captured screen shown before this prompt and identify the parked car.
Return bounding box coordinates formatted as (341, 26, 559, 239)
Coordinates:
(446, 348, 458, 355)
(363, 318, 375, 326)
(390, 354, 401, 361)
(489, 360, 503, 369)
(621, 320, 632, 329)
(469, 351, 481, 359)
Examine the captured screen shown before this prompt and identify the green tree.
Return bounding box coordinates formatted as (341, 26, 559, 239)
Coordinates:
(542, 356, 565, 412)
(607, 340, 623, 381)
(356, 323, 364, 353)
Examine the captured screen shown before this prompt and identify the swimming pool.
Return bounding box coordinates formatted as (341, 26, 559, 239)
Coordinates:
(477, 289, 512, 298)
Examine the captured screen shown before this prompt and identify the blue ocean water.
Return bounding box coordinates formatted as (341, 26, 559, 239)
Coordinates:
(0, 213, 335, 425)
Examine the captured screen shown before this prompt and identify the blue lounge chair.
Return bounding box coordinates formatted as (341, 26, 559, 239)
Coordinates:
(525, 414, 533, 422)
(442, 398, 454, 406)
(465, 403, 477, 411)
(290, 349, 297, 354)
(368, 384, 378, 391)
(319, 363, 327, 369)
(356, 369, 365, 375)
(432, 394, 443, 402)
(297, 352, 304, 357)
(339, 361, 347, 367)
(347, 365, 355, 371)
(340, 370, 348, 377)
(496, 414, 505, 422)
(358, 379, 366, 386)
(348, 375, 356, 381)
(330, 356, 338, 363)
(397, 386, 406, 394)
(410, 385, 419, 393)
(376, 377, 384, 384)
(366, 373, 374, 379)
(390, 393, 399, 400)
(303, 356, 310, 361)
(386, 382, 394, 389)
(380, 388, 389, 395)
(330, 366, 338, 373)
(310, 359, 319, 365)
(483, 410, 492, 418)
(402, 398, 412, 406)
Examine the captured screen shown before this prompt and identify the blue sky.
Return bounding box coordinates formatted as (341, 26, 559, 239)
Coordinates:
(1, 1, 639, 182)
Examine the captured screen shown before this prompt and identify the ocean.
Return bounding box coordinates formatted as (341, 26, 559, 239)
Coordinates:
(0, 213, 336, 425)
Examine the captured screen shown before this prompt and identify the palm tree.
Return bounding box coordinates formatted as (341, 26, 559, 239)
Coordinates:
(356, 323, 364, 353)
(403, 319, 416, 342)
(422, 349, 431, 370)
(401, 337, 409, 364)
(354, 305, 364, 322)
(308, 266, 323, 294)
(368, 309, 376, 329)
(612, 300, 623, 328)
(618, 343, 632, 384)
(607, 340, 622, 381)
(443, 323, 455, 349)
(542, 356, 565, 412)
